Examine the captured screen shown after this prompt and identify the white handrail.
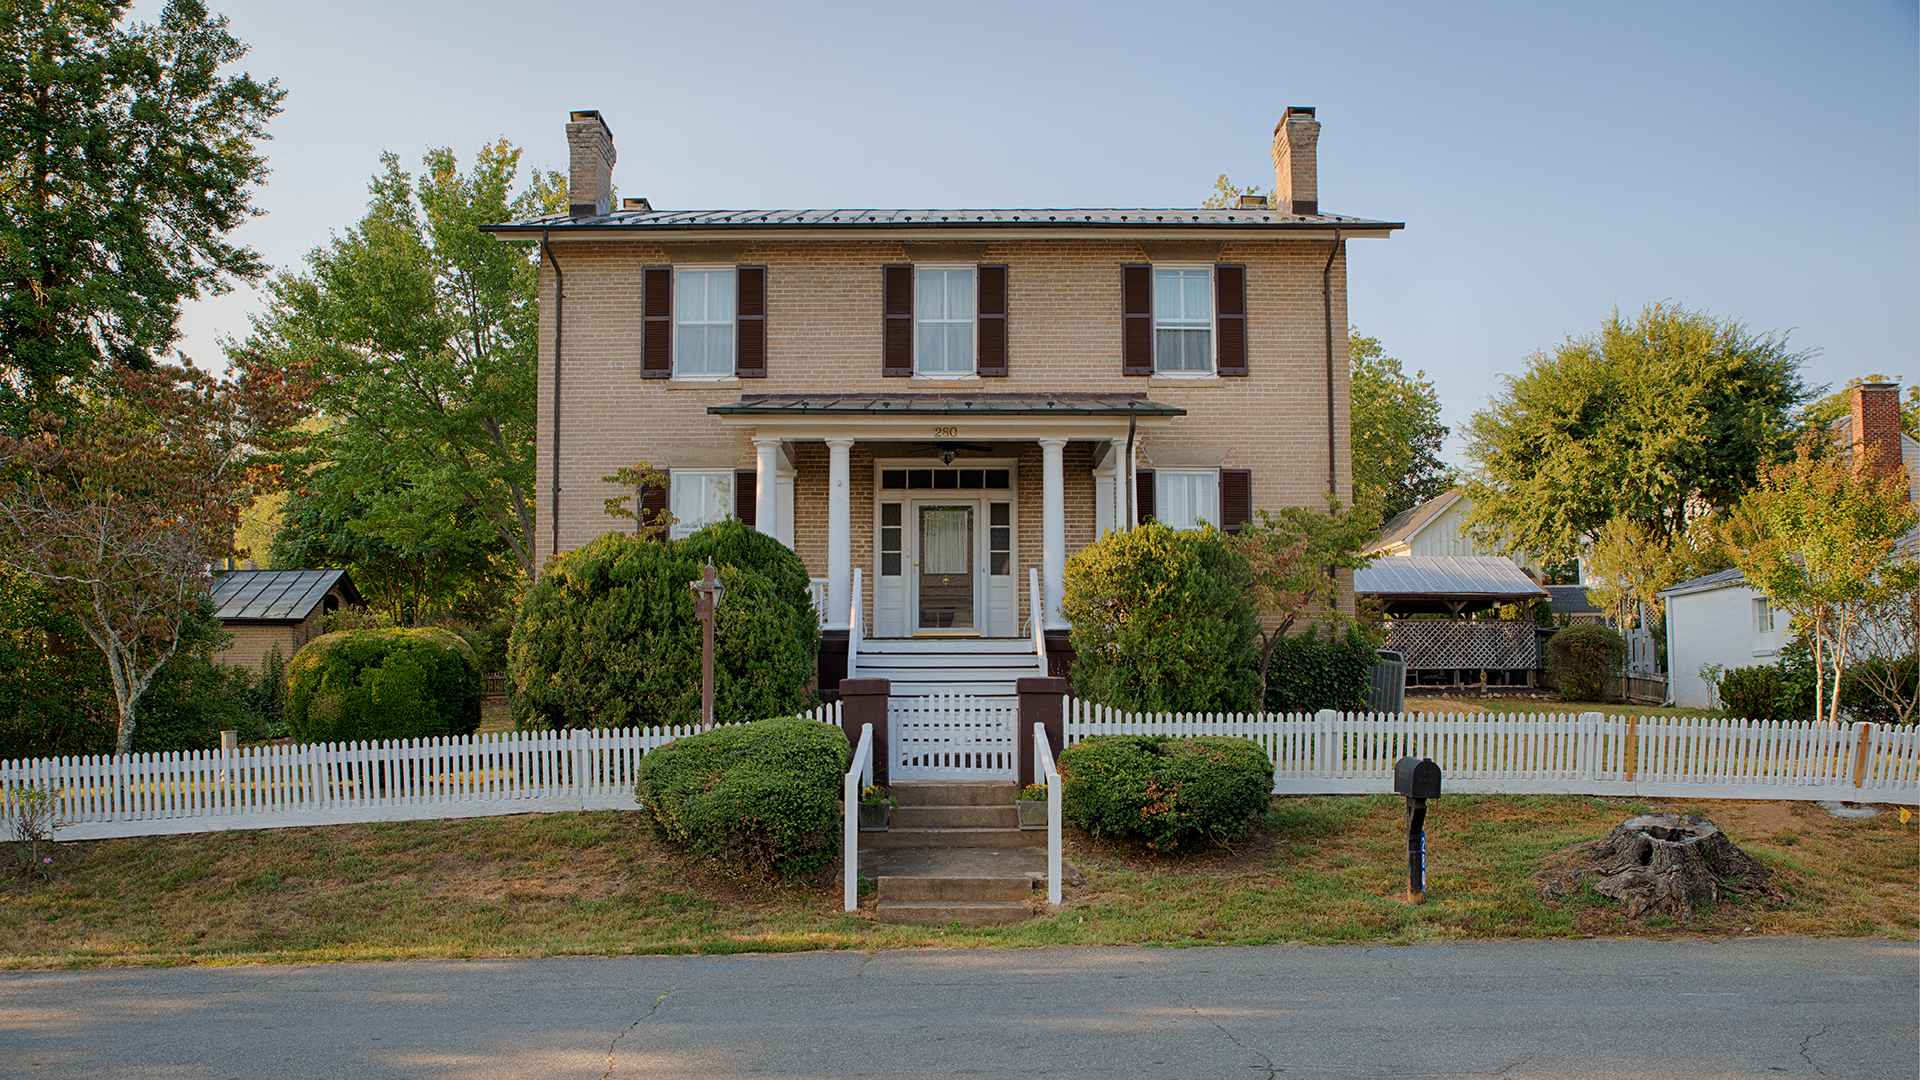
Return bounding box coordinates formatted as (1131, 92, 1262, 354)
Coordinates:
(843, 722, 874, 912)
(847, 567, 864, 681)
(1034, 721, 1063, 906)
(1028, 567, 1047, 676)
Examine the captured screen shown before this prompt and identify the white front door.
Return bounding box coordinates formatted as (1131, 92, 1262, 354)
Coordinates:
(872, 464, 1018, 638)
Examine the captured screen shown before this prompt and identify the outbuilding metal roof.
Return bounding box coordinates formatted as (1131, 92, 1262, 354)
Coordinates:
(708, 393, 1186, 419)
(1657, 567, 1750, 599)
(1546, 585, 1603, 615)
(1355, 556, 1548, 616)
(484, 206, 1402, 237)
(210, 569, 361, 624)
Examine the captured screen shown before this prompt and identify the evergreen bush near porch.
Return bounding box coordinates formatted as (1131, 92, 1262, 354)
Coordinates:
(1060, 522, 1260, 713)
(1058, 733, 1274, 851)
(635, 715, 848, 878)
(508, 520, 818, 730)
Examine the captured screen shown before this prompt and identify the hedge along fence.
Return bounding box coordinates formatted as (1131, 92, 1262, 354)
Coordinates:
(1064, 699, 1920, 805)
(6, 703, 843, 841)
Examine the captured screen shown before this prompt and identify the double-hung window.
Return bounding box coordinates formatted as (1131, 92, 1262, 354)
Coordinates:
(674, 268, 735, 377)
(1155, 469, 1220, 530)
(1153, 267, 1213, 373)
(915, 267, 975, 375)
(1754, 598, 1774, 634)
(670, 470, 734, 539)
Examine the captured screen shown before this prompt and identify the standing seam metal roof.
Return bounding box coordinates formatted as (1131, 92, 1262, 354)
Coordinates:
(210, 569, 359, 623)
(483, 207, 1402, 233)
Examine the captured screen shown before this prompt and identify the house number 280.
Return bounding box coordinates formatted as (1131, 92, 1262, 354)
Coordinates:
(932, 426, 958, 438)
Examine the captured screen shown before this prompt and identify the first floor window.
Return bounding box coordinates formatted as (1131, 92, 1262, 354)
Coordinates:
(676, 268, 736, 377)
(671, 470, 733, 538)
(1153, 267, 1212, 373)
(916, 266, 975, 374)
(1155, 470, 1218, 530)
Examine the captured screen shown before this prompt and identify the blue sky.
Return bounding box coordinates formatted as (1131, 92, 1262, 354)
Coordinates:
(151, 0, 1919, 465)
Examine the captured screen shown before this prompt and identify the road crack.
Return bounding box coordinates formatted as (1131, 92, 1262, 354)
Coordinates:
(1798, 1025, 1830, 1077)
(1162, 980, 1278, 1079)
(601, 987, 674, 1080)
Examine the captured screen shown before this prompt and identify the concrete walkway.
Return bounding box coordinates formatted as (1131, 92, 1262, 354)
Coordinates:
(3, 937, 1913, 1079)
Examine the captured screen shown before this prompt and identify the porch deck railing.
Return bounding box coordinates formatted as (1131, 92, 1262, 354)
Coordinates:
(842, 721, 875, 912)
(846, 567, 863, 680)
(1034, 721, 1063, 905)
(1028, 568, 1047, 676)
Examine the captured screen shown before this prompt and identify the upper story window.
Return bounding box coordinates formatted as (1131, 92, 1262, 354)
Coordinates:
(1153, 267, 1213, 374)
(1155, 469, 1219, 530)
(675, 268, 735, 377)
(915, 267, 976, 375)
(670, 470, 734, 539)
(1754, 597, 1774, 634)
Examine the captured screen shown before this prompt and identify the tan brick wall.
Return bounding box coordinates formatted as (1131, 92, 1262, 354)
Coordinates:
(532, 235, 1353, 622)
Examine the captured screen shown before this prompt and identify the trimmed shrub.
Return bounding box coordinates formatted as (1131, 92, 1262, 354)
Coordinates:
(1718, 665, 1784, 720)
(1061, 522, 1260, 713)
(1545, 624, 1626, 703)
(286, 627, 482, 743)
(1059, 734, 1274, 851)
(1264, 624, 1378, 713)
(509, 520, 818, 730)
(635, 715, 847, 877)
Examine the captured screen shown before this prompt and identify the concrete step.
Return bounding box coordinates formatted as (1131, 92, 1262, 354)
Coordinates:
(892, 781, 1021, 806)
(861, 826, 1044, 849)
(892, 804, 1017, 829)
(873, 900, 1034, 927)
(876, 875, 1032, 902)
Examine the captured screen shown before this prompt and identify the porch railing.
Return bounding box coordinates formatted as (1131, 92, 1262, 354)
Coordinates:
(842, 722, 874, 912)
(1034, 721, 1063, 905)
(846, 567, 863, 681)
(808, 578, 829, 627)
(1029, 568, 1047, 676)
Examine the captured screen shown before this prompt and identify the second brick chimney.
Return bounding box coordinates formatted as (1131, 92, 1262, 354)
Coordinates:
(1272, 106, 1320, 216)
(566, 110, 616, 219)
(1850, 382, 1905, 480)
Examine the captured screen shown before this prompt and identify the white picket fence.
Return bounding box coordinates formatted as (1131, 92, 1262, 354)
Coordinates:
(3, 702, 843, 841)
(889, 693, 1019, 781)
(1065, 699, 1920, 805)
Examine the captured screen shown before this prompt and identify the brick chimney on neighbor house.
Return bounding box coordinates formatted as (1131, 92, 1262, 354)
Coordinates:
(1850, 382, 1904, 480)
(1272, 106, 1320, 216)
(566, 110, 615, 219)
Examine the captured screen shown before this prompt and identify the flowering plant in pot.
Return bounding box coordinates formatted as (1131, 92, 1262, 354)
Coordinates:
(858, 784, 895, 831)
(1013, 783, 1048, 829)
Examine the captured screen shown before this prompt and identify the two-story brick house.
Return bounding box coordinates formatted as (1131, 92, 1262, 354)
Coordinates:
(484, 108, 1399, 695)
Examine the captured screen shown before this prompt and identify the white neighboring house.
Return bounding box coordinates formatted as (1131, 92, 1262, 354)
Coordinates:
(1660, 382, 1917, 710)
(1366, 488, 1545, 574)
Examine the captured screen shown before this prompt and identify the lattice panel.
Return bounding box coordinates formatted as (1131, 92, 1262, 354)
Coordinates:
(1386, 620, 1540, 671)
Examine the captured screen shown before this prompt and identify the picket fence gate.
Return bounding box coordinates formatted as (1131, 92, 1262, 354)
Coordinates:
(2, 703, 843, 841)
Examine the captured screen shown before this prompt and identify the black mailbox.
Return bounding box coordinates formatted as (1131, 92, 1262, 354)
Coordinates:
(1393, 757, 1442, 800)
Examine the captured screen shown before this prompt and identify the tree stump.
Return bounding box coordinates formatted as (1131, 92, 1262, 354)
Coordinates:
(1542, 813, 1774, 922)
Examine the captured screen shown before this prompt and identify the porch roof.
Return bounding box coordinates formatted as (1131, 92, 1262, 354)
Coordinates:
(709, 392, 1185, 439)
(1355, 555, 1548, 616)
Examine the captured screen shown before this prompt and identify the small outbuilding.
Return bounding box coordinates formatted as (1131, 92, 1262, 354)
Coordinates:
(1355, 555, 1552, 686)
(209, 569, 363, 671)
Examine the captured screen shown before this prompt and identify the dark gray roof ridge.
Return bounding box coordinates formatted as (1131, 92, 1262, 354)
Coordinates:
(484, 206, 1403, 234)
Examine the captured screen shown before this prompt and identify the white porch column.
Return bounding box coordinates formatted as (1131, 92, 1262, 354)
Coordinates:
(1093, 462, 1115, 539)
(753, 437, 782, 542)
(825, 437, 854, 629)
(1108, 437, 1128, 534)
(1039, 437, 1068, 631)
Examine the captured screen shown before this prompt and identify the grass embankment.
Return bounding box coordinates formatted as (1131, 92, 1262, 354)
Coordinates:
(2, 794, 1912, 969)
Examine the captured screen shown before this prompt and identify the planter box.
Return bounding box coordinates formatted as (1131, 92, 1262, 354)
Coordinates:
(858, 803, 891, 832)
(1015, 799, 1047, 830)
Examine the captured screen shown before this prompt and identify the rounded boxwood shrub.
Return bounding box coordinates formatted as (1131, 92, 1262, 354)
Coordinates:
(1546, 624, 1626, 703)
(635, 715, 848, 877)
(1717, 664, 1784, 719)
(1059, 733, 1275, 851)
(510, 519, 819, 730)
(286, 627, 482, 743)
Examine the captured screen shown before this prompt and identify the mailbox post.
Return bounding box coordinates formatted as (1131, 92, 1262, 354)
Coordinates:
(1393, 756, 1442, 902)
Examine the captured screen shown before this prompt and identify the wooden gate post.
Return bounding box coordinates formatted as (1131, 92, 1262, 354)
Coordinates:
(1017, 677, 1068, 789)
(839, 678, 891, 786)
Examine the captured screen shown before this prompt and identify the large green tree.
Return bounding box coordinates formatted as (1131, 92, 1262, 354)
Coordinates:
(245, 142, 562, 598)
(1349, 330, 1450, 519)
(0, 0, 281, 422)
(1461, 303, 1814, 567)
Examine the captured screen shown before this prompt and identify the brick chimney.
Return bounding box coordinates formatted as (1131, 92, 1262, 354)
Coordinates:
(1272, 106, 1320, 216)
(1850, 382, 1904, 479)
(566, 110, 615, 219)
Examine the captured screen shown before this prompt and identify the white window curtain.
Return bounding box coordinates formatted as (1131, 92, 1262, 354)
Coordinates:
(1155, 470, 1218, 530)
(915, 267, 975, 374)
(919, 507, 971, 573)
(676, 269, 735, 376)
(672, 471, 733, 537)
(1153, 267, 1212, 373)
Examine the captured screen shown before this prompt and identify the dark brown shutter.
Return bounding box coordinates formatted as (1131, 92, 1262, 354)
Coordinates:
(1135, 469, 1156, 525)
(735, 265, 767, 378)
(734, 469, 758, 527)
(1220, 469, 1252, 533)
(638, 472, 669, 539)
(1122, 264, 1153, 376)
(1215, 264, 1247, 377)
(976, 264, 1007, 377)
(641, 266, 672, 378)
(882, 264, 914, 377)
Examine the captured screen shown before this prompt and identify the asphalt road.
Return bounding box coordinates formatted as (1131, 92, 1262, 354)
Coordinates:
(3, 938, 1914, 1079)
